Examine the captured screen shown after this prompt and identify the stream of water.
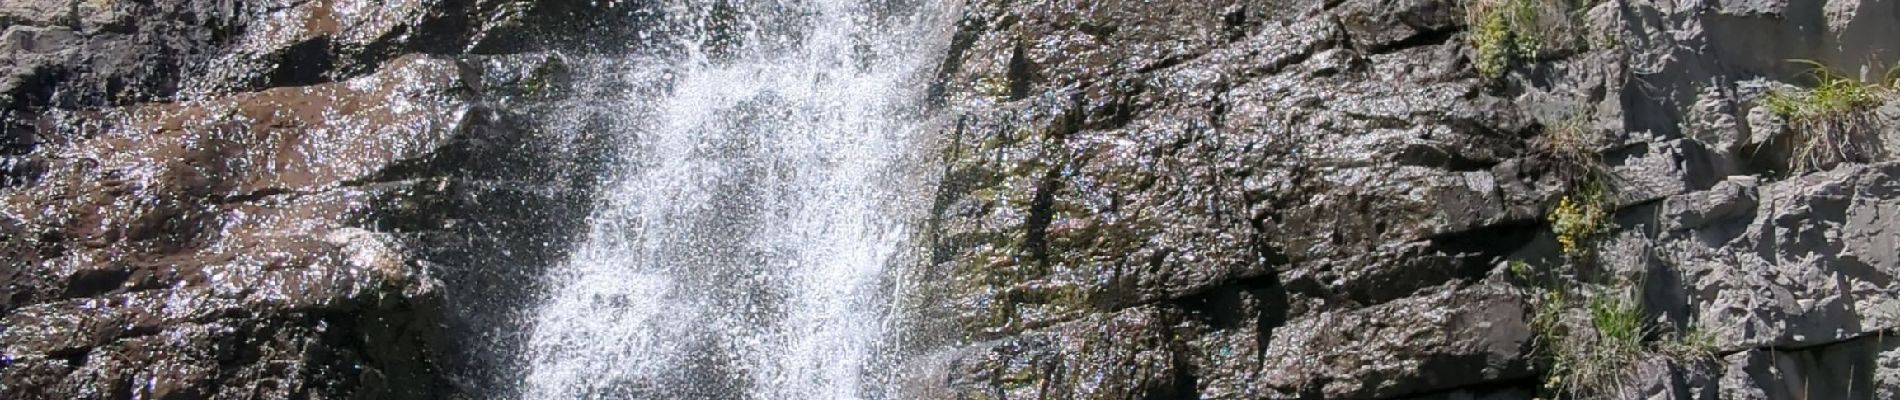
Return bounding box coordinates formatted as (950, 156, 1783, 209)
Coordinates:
(519, 1, 954, 399)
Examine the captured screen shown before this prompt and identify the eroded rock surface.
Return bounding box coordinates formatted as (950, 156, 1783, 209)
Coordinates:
(0, 1, 621, 399)
(3, 0, 1899, 399)
(909, 0, 1900, 398)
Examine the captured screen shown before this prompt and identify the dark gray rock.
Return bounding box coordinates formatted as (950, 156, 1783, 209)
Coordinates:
(1716, 334, 1898, 400)
(1612, 356, 1722, 400)
(1401, 387, 1535, 400)
(1880, 339, 1900, 399)
(911, 0, 1900, 398)
(1626, 163, 1900, 351)
(1662, 176, 1760, 232)
(1248, 283, 1533, 398)
(933, 306, 1193, 400)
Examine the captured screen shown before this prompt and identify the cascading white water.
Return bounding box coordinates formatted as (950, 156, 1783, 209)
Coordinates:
(520, 1, 953, 399)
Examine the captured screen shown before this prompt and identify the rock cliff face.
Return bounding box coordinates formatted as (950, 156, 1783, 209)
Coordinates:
(0, 0, 1896, 399)
(909, 0, 1900, 399)
(0, 0, 631, 398)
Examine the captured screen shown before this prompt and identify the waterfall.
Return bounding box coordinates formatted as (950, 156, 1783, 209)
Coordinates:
(519, 1, 954, 399)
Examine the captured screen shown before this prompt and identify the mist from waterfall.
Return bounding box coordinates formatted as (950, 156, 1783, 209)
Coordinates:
(518, 1, 955, 399)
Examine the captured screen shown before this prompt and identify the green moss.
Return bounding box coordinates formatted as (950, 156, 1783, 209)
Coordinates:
(976, 73, 1013, 100)
(1509, 260, 1531, 278)
(999, 364, 1043, 391)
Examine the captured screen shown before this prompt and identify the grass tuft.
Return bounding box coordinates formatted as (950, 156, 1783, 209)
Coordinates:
(1588, 293, 1645, 350)
(1761, 60, 1889, 173)
(1534, 113, 1616, 260)
(1467, 0, 1590, 80)
(1467, 0, 1538, 80)
(1657, 323, 1720, 362)
(1535, 113, 1608, 184)
(1536, 288, 1647, 399)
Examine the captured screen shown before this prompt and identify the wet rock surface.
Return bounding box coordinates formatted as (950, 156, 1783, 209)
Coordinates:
(911, 0, 1900, 398)
(2, 0, 1899, 399)
(0, 53, 598, 398)
(0, 1, 626, 398)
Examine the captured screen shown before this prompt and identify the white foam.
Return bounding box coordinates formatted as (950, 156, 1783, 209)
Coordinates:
(520, 1, 955, 399)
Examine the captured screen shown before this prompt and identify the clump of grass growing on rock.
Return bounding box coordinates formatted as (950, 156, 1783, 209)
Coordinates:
(1522, 112, 1635, 397)
(1537, 113, 1616, 259)
(1762, 60, 1890, 173)
(1467, 0, 1587, 80)
(1516, 109, 1712, 396)
(1519, 267, 1727, 399)
(1536, 113, 1608, 184)
(1657, 322, 1720, 361)
(1587, 293, 1645, 351)
(1467, 0, 1535, 80)
(1535, 288, 1647, 399)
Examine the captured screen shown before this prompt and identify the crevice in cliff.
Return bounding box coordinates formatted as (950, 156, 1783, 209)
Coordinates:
(1365, 25, 1461, 55)
(1230, 33, 1331, 85)
(214, 187, 302, 205)
(1755, 327, 1900, 355)
(1005, 41, 1037, 101)
(1019, 167, 1062, 271)
(1394, 142, 1507, 171)
(926, 17, 985, 106)
(1384, 377, 1539, 400)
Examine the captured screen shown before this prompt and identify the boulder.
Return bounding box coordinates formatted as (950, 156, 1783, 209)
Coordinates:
(0, 52, 594, 399)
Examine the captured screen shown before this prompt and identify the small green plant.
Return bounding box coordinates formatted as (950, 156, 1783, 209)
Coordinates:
(1588, 293, 1645, 349)
(1537, 113, 1607, 183)
(519, 56, 568, 96)
(1591, 29, 1621, 50)
(1530, 289, 1570, 341)
(1508, 259, 1535, 281)
(1468, 0, 1538, 80)
(1762, 60, 1889, 172)
(1467, 0, 1586, 80)
(1539, 289, 1647, 399)
(1657, 323, 1720, 361)
(1470, 2, 1517, 80)
(1532, 111, 1617, 259)
(1549, 183, 1612, 258)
